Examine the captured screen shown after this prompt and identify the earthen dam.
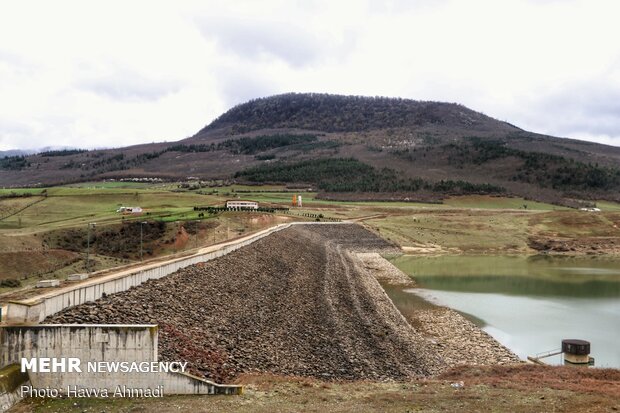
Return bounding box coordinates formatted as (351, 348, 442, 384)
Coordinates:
(45, 224, 518, 383)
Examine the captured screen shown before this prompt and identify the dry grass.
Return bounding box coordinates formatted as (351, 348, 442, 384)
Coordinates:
(529, 211, 620, 238)
(0, 250, 79, 280)
(366, 209, 534, 254)
(11, 367, 620, 413)
(440, 364, 620, 398)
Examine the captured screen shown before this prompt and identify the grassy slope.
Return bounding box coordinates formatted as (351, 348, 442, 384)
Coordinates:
(0, 185, 265, 291)
(443, 195, 567, 210)
(367, 210, 535, 253)
(0, 189, 217, 233)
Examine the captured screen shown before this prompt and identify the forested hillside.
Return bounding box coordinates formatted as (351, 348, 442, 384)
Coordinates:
(198, 93, 517, 135)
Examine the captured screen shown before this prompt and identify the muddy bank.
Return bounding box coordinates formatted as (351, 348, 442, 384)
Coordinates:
(528, 235, 620, 255)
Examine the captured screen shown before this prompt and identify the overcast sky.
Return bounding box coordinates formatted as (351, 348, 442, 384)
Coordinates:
(1, 0, 620, 151)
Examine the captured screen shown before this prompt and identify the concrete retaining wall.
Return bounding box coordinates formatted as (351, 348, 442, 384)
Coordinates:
(0, 364, 29, 413)
(0, 325, 158, 370)
(0, 384, 24, 413)
(6, 222, 341, 324)
(0, 325, 240, 397)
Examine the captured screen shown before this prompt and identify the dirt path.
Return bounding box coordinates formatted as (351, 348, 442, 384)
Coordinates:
(47, 224, 444, 382)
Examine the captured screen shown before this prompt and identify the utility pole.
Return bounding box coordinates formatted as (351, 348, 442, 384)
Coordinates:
(194, 220, 199, 249)
(140, 221, 147, 261)
(86, 222, 96, 273)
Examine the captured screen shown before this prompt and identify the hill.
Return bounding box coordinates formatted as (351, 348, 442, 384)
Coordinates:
(197, 93, 518, 135)
(2, 93, 620, 206)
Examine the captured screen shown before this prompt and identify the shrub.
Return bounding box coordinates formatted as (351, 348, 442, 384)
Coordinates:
(0, 279, 21, 288)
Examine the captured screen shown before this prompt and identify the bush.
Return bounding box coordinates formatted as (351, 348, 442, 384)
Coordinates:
(0, 279, 22, 288)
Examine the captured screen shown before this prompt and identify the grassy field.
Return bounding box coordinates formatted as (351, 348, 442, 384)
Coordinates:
(0, 188, 46, 195)
(529, 210, 620, 238)
(2, 183, 619, 237)
(364, 205, 620, 254)
(365, 209, 535, 254)
(596, 200, 620, 211)
(442, 195, 568, 210)
(0, 190, 218, 233)
(0, 196, 44, 221)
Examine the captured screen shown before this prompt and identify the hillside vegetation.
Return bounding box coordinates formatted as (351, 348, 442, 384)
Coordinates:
(236, 158, 504, 194)
(199, 92, 514, 134)
(398, 137, 620, 192)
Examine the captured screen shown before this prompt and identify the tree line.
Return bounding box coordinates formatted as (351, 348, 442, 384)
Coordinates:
(235, 158, 505, 194)
(441, 137, 620, 191)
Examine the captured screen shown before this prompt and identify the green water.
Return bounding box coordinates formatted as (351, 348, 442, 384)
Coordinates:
(389, 255, 620, 368)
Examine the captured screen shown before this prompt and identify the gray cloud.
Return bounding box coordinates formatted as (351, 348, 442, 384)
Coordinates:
(195, 17, 326, 68)
(522, 83, 620, 142)
(0, 120, 34, 150)
(79, 71, 183, 102)
(0, 49, 37, 74)
(214, 65, 281, 109)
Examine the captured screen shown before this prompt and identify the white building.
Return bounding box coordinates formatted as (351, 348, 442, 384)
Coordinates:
(225, 200, 258, 210)
(116, 206, 143, 214)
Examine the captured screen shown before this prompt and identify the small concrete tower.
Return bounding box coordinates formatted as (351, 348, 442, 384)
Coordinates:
(562, 339, 593, 366)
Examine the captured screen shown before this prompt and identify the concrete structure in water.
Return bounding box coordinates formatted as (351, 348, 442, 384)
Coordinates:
(562, 339, 594, 366)
(527, 339, 594, 366)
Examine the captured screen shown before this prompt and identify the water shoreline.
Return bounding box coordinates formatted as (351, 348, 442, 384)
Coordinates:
(358, 253, 522, 370)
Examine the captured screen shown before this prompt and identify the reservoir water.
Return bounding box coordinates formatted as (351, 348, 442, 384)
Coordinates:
(389, 255, 620, 368)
